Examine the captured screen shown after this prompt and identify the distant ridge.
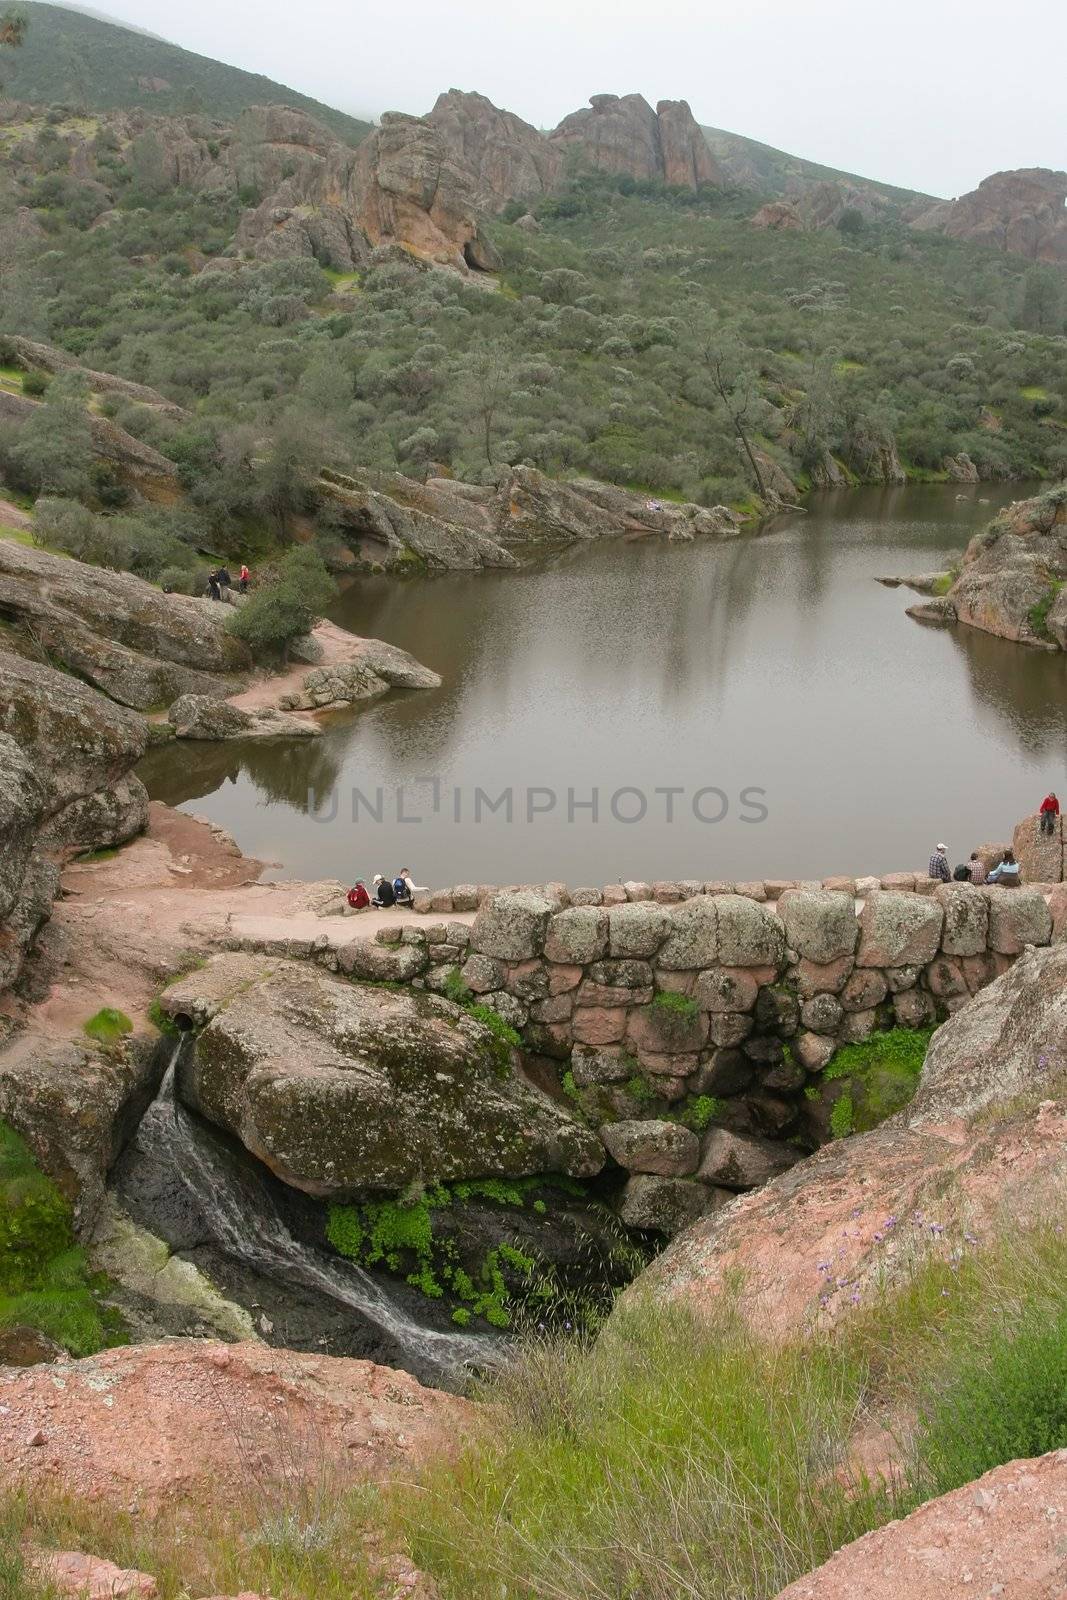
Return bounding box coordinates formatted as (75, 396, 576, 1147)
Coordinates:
(702, 124, 937, 204)
(5, 2, 373, 145)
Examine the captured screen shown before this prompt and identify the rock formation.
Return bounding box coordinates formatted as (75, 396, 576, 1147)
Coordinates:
(910, 168, 1067, 264)
(160, 952, 604, 1195)
(427, 89, 562, 207)
(550, 94, 723, 190)
(0, 649, 150, 994)
(751, 178, 888, 232)
(907, 486, 1067, 651)
(317, 463, 743, 572)
(0, 540, 250, 709)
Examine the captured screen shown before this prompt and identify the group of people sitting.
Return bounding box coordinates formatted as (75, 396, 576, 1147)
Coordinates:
(929, 844, 1019, 887)
(927, 795, 1059, 889)
(346, 868, 425, 911)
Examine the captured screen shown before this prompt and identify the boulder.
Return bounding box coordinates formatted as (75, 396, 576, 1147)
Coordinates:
(855, 892, 943, 967)
(550, 94, 723, 191)
(22, 1549, 157, 1599)
(600, 1119, 699, 1177)
(40, 774, 149, 856)
(616, 1175, 724, 1235)
(777, 891, 858, 963)
(470, 890, 556, 961)
(985, 887, 1053, 954)
(910, 166, 1067, 265)
(162, 954, 602, 1195)
(907, 943, 1067, 1126)
(427, 89, 563, 207)
(800, 993, 843, 1034)
(773, 1448, 1067, 1600)
(167, 695, 321, 741)
(1012, 810, 1064, 884)
(0, 1034, 164, 1232)
(696, 1127, 800, 1191)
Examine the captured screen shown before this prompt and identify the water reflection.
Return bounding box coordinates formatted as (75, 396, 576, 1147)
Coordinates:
(140, 484, 1067, 884)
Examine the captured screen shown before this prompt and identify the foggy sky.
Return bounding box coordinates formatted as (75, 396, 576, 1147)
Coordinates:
(82, 0, 1064, 198)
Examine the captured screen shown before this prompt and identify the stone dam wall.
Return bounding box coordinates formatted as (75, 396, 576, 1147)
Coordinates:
(288, 882, 1057, 1235)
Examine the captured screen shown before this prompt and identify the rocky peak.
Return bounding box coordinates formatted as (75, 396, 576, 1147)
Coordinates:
(427, 88, 562, 208)
(910, 167, 1067, 263)
(550, 92, 722, 190)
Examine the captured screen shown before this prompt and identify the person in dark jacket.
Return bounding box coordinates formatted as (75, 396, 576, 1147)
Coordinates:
(371, 874, 395, 908)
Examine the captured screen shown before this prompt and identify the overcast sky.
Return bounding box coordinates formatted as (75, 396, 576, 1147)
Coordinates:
(90, 0, 1064, 198)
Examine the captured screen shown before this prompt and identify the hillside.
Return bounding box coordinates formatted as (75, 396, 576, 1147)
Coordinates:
(2, 2, 373, 144)
(702, 122, 933, 205)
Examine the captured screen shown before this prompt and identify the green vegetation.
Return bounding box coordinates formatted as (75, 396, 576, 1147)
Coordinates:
(3, 1215, 1067, 1598)
(650, 988, 699, 1018)
(823, 1026, 934, 1138)
(679, 1094, 724, 1133)
(441, 967, 472, 1005)
(327, 1185, 543, 1329)
(0, 119, 1062, 577)
(8, 4, 372, 143)
(226, 546, 336, 662)
(463, 1003, 522, 1071)
(1028, 579, 1062, 641)
(0, 1121, 122, 1356)
(82, 1006, 133, 1045)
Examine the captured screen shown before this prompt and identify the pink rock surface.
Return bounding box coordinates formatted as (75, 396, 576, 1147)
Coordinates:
(0, 1341, 471, 1513)
(774, 1448, 1067, 1599)
(24, 1547, 157, 1599)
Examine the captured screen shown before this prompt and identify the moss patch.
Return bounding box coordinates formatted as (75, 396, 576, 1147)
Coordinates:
(0, 1122, 124, 1356)
(822, 1027, 934, 1138)
(83, 1008, 133, 1045)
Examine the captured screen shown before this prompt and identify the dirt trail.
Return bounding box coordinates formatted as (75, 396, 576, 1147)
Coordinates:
(18, 805, 471, 1042)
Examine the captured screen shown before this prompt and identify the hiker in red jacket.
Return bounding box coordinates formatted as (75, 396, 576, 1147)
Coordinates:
(1040, 792, 1060, 837)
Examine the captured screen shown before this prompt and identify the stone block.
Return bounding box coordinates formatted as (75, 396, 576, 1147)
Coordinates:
(693, 967, 758, 1013)
(708, 1012, 755, 1047)
(986, 887, 1053, 954)
(600, 1120, 699, 1176)
(571, 1007, 628, 1046)
(839, 968, 888, 1012)
(697, 1127, 799, 1190)
(607, 902, 671, 958)
(714, 894, 785, 967)
(934, 883, 989, 956)
(778, 891, 858, 963)
(856, 892, 943, 968)
(657, 897, 719, 969)
(469, 889, 555, 960)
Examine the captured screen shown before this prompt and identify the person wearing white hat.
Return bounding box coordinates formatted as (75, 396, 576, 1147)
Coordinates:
(928, 843, 951, 883)
(371, 873, 396, 908)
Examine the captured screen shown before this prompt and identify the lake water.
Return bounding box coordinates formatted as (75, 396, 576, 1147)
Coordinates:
(140, 483, 1067, 887)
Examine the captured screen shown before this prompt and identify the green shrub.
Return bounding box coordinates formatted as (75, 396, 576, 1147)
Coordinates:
(83, 1007, 133, 1045)
(441, 967, 472, 1005)
(227, 547, 336, 662)
(680, 1094, 723, 1133)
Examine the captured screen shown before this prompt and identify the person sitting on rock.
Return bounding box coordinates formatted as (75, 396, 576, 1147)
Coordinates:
(1040, 792, 1060, 836)
(347, 881, 370, 911)
(372, 873, 395, 908)
(928, 842, 951, 882)
(967, 851, 987, 885)
(393, 867, 426, 905)
(987, 849, 1021, 887)
(952, 859, 972, 881)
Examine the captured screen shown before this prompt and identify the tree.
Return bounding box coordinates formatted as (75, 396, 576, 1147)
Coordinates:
(227, 547, 337, 662)
(688, 328, 769, 499)
(9, 375, 93, 498)
(459, 342, 514, 468)
(1017, 268, 1064, 336)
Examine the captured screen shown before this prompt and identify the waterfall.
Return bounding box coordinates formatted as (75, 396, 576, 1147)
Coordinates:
(115, 1042, 501, 1390)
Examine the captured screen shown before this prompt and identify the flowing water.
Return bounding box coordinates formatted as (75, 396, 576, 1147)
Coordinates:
(114, 1044, 500, 1389)
(140, 483, 1067, 887)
